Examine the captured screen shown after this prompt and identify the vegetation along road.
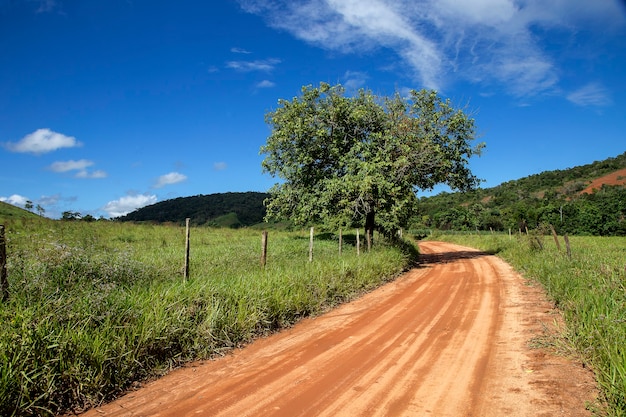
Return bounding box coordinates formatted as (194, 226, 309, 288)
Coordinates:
(83, 241, 597, 416)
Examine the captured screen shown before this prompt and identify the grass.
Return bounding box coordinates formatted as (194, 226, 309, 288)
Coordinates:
(431, 231, 626, 416)
(0, 202, 39, 221)
(0, 219, 416, 416)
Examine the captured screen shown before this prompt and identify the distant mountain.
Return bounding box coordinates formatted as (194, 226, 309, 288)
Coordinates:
(118, 192, 269, 227)
(413, 151, 626, 236)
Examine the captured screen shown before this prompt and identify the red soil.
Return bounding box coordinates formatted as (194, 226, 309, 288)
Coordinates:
(580, 167, 626, 194)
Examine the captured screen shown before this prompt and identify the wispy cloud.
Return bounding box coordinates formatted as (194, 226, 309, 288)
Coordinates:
(4, 128, 82, 154)
(48, 159, 107, 179)
(154, 172, 187, 188)
(231, 47, 252, 54)
(49, 159, 93, 172)
(34, 0, 59, 13)
(567, 83, 612, 107)
(103, 193, 157, 218)
(214, 162, 228, 171)
(343, 70, 369, 91)
(238, 0, 625, 97)
(38, 193, 63, 206)
(76, 169, 107, 179)
(226, 58, 281, 72)
(256, 80, 276, 88)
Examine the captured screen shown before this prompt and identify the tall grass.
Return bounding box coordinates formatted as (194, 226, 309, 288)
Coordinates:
(433, 232, 626, 416)
(0, 219, 415, 416)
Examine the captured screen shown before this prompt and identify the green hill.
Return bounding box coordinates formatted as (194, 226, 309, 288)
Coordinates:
(118, 192, 269, 227)
(413, 151, 626, 236)
(0, 201, 41, 222)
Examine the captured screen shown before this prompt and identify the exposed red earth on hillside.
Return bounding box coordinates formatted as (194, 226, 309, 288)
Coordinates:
(81, 241, 598, 417)
(581, 167, 626, 194)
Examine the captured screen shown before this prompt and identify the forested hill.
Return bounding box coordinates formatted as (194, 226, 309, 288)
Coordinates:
(414, 151, 626, 236)
(118, 192, 269, 227)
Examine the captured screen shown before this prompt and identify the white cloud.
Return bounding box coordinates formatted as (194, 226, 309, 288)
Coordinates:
(154, 172, 187, 188)
(343, 71, 369, 91)
(214, 162, 228, 171)
(329, 0, 443, 89)
(567, 83, 612, 107)
(76, 169, 107, 179)
(35, 0, 59, 13)
(231, 47, 252, 54)
(103, 194, 158, 218)
(0, 194, 30, 206)
(238, 0, 625, 97)
(256, 80, 276, 88)
(48, 159, 107, 179)
(226, 58, 281, 72)
(38, 194, 62, 205)
(49, 159, 93, 172)
(4, 128, 82, 154)
(484, 53, 558, 97)
(435, 0, 517, 26)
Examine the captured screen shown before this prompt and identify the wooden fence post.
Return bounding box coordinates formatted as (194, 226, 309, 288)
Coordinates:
(366, 230, 372, 252)
(1, 225, 8, 302)
(184, 218, 190, 280)
(549, 224, 561, 251)
(261, 231, 268, 267)
(564, 234, 572, 260)
(309, 227, 314, 262)
(338, 229, 342, 256)
(356, 229, 360, 256)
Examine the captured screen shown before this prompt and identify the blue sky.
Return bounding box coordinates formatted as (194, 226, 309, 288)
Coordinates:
(1, 0, 625, 218)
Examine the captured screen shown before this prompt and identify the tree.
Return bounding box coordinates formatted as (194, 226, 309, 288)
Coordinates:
(35, 204, 45, 216)
(61, 211, 81, 221)
(261, 83, 483, 237)
(25, 200, 34, 212)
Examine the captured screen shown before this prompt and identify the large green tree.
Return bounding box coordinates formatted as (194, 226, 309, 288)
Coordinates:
(260, 83, 483, 237)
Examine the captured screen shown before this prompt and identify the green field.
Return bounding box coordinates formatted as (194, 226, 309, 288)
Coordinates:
(434, 232, 626, 416)
(3, 217, 624, 416)
(0, 219, 416, 416)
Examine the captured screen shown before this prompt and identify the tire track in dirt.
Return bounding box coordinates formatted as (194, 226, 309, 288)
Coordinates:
(82, 241, 597, 417)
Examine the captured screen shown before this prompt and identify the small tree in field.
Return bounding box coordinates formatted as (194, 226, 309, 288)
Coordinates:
(260, 83, 484, 238)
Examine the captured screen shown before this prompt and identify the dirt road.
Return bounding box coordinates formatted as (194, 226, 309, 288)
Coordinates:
(83, 241, 597, 416)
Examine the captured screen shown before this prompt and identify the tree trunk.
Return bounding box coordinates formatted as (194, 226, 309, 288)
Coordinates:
(365, 210, 375, 251)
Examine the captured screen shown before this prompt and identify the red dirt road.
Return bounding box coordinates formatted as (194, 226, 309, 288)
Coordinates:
(83, 241, 597, 416)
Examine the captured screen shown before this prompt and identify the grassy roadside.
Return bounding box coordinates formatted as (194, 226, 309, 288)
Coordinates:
(432, 232, 626, 416)
(0, 219, 416, 416)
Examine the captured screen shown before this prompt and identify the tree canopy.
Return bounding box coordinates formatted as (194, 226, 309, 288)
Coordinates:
(260, 83, 484, 236)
